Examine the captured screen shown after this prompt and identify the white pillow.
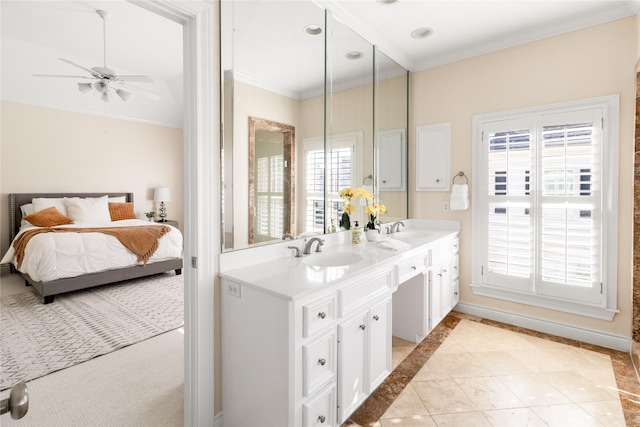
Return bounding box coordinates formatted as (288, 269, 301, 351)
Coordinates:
(64, 195, 111, 224)
(20, 203, 34, 227)
(109, 196, 127, 203)
(32, 197, 68, 216)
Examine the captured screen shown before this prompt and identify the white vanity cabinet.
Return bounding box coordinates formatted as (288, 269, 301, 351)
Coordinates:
(337, 296, 392, 424)
(429, 235, 460, 330)
(392, 232, 460, 342)
(221, 265, 393, 427)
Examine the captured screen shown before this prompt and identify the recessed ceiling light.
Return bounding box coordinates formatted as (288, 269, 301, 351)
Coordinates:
(411, 27, 434, 39)
(345, 51, 364, 60)
(377, 0, 398, 4)
(303, 24, 323, 36)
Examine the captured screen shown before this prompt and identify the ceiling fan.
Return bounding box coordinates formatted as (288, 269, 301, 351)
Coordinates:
(33, 9, 160, 103)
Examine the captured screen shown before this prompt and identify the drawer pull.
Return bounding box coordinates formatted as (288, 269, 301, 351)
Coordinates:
(318, 312, 326, 319)
(318, 415, 326, 423)
(454, 292, 458, 295)
(411, 265, 417, 270)
(359, 324, 366, 330)
(318, 358, 326, 366)
(373, 315, 379, 321)
(454, 266, 458, 270)
(443, 269, 447, 273)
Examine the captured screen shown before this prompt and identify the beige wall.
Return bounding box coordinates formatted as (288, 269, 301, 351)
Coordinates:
(0, 102, 184, 258)
(410, 17, 637, 337)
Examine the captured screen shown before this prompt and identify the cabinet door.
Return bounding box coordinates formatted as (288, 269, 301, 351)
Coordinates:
(416, 123, 451, 192)
(369, 298, 392, 392)
(429, 269, 444, 330)
(441, 265, 453, 315)
(378, 129, 406, 191)
(337, 312, 368, 424)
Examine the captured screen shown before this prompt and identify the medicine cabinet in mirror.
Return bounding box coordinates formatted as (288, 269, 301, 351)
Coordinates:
(221, 0, 408, 251)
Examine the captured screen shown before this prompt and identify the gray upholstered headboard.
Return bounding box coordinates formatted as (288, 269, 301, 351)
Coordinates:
(9, 192, 134, 243)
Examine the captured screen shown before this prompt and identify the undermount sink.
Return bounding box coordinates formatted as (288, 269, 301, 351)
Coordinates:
(391, 230, 433, 239)
(303, 252, 363, 267)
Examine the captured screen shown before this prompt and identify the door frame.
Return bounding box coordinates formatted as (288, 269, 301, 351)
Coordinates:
(130, 1, 217, 425)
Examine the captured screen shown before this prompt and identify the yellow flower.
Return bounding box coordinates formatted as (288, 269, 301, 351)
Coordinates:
(339, 187, 354, 201)
(376, 204, 387, 214)
(366, 205, 376, 216)
(343, 203, 356, 215)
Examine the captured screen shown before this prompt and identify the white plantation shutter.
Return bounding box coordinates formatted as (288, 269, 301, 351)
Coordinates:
(537, 110, 602, 303)
(304, 133, 361, 233)
(474, 97, 618, 315)
(254, 154, 284, 242)
(305, 144, 325, 233)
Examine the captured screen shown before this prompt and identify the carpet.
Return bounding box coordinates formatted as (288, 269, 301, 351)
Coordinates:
(0, 272, 183, 391)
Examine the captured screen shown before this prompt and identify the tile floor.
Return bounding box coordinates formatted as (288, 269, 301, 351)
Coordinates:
(345, 312, 640, 427)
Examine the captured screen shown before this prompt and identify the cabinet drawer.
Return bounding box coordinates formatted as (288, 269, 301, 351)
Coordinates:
(303, 330, 337, 398)
(395, 254, 426, 284)
(303, 296, 336, 338)
(338, 269, 392, 316)
(302, 384, 336, 427)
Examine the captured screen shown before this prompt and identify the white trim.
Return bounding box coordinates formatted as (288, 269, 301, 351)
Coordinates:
(454, 302, 630, 352)
(129, 1, 216, 425)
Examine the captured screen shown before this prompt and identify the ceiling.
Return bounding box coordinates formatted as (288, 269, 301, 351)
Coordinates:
(2, 0, 638, 129)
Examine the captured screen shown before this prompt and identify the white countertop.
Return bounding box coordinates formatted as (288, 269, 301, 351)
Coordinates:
(220, 222, 459, 301)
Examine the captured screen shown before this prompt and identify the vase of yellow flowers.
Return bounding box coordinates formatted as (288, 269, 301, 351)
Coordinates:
(365, 200, 387, 242)
(338, 187, 374, 230)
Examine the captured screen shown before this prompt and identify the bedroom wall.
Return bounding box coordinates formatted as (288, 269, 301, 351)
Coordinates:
(409, 17, 636, 338)
(0, 101, 184, 261)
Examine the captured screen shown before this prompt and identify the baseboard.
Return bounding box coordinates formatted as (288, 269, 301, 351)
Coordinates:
(454, 302, 631, 352)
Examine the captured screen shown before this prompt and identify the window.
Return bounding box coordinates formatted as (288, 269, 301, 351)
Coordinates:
(471, 95, 619, 320)
(303, 132, 362, 234)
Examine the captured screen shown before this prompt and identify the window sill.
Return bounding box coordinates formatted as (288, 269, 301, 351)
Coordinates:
(469, 283, 619, 321)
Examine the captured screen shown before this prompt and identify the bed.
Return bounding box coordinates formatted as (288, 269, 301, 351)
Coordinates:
(3, 192, 183, 304)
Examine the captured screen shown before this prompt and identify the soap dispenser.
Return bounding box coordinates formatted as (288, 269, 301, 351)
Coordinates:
(351, 221, 362, 245)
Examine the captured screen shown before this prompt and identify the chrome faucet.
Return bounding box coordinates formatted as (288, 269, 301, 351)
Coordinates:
(389, 221, 405, 233)
(288, 246, 303, 257)
(303, 237, 324, 255)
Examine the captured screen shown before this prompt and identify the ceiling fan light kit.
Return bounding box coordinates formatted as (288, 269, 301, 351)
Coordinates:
(34, 9, 159, 103)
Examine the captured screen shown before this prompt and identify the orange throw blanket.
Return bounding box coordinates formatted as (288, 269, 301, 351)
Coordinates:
(13, 225, 171, 270)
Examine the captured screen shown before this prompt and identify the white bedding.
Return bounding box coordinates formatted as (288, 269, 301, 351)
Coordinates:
(1, 219, 183, 282)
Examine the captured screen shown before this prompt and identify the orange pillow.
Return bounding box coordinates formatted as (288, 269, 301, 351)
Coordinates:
(108, 202, 137, 221)
(23, 206, 73, 227)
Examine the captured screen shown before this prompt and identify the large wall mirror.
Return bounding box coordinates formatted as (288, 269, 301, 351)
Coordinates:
(221, 0, 408, 252)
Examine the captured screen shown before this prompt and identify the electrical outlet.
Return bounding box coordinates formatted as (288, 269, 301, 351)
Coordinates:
(226, 282, 241, 298)
(442, 201, 450, 212)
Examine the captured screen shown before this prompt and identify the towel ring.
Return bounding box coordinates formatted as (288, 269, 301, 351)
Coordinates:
(452, 171, 468, 185)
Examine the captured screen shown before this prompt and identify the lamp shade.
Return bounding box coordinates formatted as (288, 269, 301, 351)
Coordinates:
(154, 187, 171, 202)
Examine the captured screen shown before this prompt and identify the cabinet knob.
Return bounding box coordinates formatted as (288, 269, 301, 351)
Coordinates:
(454, 266, 458, 270)
(318, 358, 326, 366)
(318, 415, 326, 424)
(436, 179, 440, 182)
(318, 312, 326, 319)
(411, 265, 417, 270)
(454, 292, 458, 295)
(373, 315, 379, 321)
(359, 324, 366, 330)
(443, 269, 447, 273)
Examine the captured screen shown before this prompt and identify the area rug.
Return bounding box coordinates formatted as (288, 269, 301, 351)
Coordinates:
(0, 273, 183, 390)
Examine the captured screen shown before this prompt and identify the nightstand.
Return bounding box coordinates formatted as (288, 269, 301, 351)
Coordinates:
(156, 219, 178, 228)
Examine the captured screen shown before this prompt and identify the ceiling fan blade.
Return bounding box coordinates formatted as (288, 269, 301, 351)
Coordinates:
(33, 74, 94, 79)
(123, 83, 162, 101)
(58, 58, 101, 77)
(117, 75, 154, 83)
